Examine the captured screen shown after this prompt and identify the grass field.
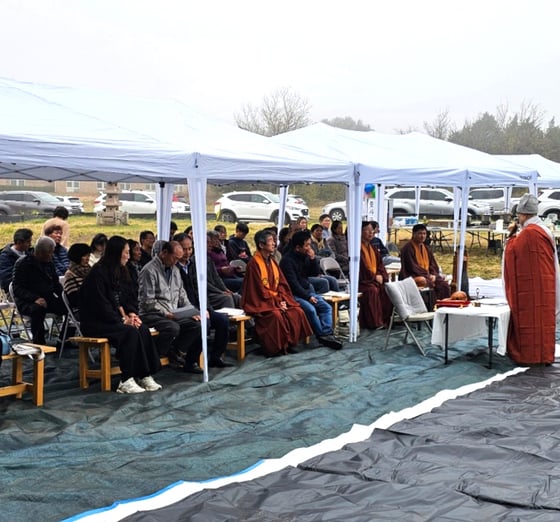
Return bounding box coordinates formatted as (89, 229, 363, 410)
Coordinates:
(0, 207, 504, 280)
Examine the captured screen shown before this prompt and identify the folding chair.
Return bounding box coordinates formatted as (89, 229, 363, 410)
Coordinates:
(8, 282, 64, 342)
(59, 291, 83, 358)
(8, 282, 33, 340)
(319, 257, 349, 291)
(0, 287, 16, 333)
(384, 277, 435, 356)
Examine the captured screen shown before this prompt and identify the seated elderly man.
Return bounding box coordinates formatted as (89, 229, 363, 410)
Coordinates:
(174, 233, 233, 368)
(241, 229, 312, 357)
(12, 236, 65, 344)
(138, 240, 204, 374)
(399, 223, 451, 301)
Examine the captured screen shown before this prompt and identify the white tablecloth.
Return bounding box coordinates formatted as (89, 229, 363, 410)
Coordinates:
(431, 304, 510, 355)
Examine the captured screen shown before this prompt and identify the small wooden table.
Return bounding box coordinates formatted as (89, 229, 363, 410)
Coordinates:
(322, 292, 361, 327)
(0, 344, 56, 406)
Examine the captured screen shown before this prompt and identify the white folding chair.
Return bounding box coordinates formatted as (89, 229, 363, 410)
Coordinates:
(384, 277, 435, 356)
(319, 257, 349, 291)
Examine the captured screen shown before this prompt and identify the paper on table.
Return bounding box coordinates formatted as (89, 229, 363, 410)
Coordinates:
(216, 307, 246, 317)
(321, 291, 349, 297)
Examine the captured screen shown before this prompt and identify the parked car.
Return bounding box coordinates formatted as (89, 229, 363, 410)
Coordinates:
(387, 188, 490, 219)
(94, 190, 189, 215)
(0, 190, 61, 215)
(536, 189, 560, 219)
(287, 194, 307, 206)
(145, 192, 190, 214)
(214, 191, 309, 224)
(322, 188, 491, 222)
(322, 200, 347, 222)
(468, 188, 519, 213)
(55, 195, 84, 214)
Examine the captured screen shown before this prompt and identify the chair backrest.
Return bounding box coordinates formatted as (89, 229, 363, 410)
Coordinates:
(385, 277, 428, 320)
(319, 257, 345, 279)
(62, 291, 82, 336)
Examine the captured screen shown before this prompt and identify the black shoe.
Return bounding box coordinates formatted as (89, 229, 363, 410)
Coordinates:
(167, 350, 186, 368)
(208, 358, 235, 368)
(183, 363, 204, 374)
(317, 334, 343, 350)
(286, 346, 299, 354)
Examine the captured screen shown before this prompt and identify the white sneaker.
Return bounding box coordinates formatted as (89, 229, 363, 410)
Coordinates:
(116, 377, 146, 394)
(138, 375, 162, 391)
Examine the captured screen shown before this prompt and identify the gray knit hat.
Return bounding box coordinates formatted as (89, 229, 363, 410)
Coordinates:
(516, 194, 538, 215)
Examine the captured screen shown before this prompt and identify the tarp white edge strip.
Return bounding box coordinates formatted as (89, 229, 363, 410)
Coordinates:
(66, 366, 529, 522)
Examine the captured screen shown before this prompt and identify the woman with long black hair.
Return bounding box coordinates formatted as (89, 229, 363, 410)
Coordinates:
(79, 236, 162, 394)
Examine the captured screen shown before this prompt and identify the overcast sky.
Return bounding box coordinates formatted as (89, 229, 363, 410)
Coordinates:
(2, 0, 559, 133)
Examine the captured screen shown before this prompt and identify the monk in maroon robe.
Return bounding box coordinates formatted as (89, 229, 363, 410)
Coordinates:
(359, 222, 393, 329)
(504, 194, 559, 365)
(241, 230, 312, 356)
(399, 223, 451, 301)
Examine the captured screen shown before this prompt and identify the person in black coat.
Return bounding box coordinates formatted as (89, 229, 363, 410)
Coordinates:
(79, 235, 162, 394)
(174, 233, 233, 368)
(0, 227, 33, 293)
(12, 236, 65, 344)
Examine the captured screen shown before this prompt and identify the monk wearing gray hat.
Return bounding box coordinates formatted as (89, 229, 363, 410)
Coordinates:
(504, 193, 560, 364)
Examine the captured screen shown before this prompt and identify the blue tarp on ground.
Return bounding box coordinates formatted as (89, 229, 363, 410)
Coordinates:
(1, 328, 517, 521)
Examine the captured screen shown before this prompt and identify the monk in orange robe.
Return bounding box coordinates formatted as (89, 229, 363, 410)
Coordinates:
(399, 223, 451, 301)
(241, 230, 312, 356)
(504, 194, 560, 365)
(359, 222, 393, 329)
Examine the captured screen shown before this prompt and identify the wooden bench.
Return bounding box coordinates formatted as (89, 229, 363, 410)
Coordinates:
(0, 344, 56, 406)
(68, 336, 169, 392)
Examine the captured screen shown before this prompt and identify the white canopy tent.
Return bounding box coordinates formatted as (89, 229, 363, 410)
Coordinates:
(274, 123, 538, 339)
(496, 154, 560, 188)
(0, 78, 354, 380)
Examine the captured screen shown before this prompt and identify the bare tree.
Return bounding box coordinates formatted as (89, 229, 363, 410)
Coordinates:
(395, 125, 420, 134)
(235, 87, 311, 136)
(423, 108, 455, 140)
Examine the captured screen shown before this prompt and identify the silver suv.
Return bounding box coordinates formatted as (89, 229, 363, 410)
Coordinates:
(387, 188, 490, 219)
(0, 190, 61, 215)
(214, 191, 309, 224)
(469, 188, 519, 213)
(322, 187, 490, 222)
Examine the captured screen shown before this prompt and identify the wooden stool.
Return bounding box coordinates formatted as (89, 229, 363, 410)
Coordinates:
(69, 336, 168, 392)
(226, 315, 252, 360)
(0, 344, 56, 406)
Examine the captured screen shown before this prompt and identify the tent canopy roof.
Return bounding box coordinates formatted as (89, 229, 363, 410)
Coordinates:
(497, 154, 560, 188)
(274, 123, 537, 188)
(0, 78, 354, 185)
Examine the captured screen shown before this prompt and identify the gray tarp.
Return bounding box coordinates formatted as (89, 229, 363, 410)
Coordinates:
(125, 365, 560, 521)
